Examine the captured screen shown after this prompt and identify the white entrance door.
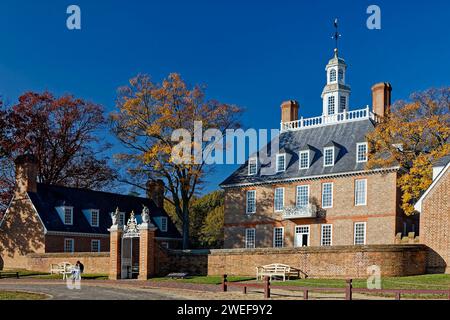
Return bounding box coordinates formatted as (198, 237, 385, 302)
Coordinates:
(295, 226, 310, 247)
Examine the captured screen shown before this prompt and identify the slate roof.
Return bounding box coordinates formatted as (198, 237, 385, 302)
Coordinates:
(28, 183, 181, 239)
(434, 155, 450, 167)
(221, 119, 385, 187)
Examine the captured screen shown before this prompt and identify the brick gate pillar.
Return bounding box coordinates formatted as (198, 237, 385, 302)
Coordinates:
(109, 225, 123, 280)
(138, 222, 158, 280)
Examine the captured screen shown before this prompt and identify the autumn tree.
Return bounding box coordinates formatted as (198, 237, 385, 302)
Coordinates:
(367, 87, 450, 215)
(110, 73, 241, 249)
(165, 190, 224, 248)
(0, 92, 116, 212)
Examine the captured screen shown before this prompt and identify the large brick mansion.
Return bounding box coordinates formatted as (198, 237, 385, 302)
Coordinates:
(221, 48, 419, 249)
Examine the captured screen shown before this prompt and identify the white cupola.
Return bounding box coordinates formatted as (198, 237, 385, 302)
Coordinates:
(321, 48, 351, 116)
(321, 19, 351, 117)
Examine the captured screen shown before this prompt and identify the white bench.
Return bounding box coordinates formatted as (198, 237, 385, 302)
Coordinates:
(256, 263, 301, 281)
(50, 262, 74, 279)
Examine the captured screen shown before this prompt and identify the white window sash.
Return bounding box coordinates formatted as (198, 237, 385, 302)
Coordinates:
(276, 153, 286, 172)
(322, 183, 333, 208)
(295, 225, 310, 247)
(91, 240, 100, 252)
(64, 238, 74, 253)
(64, 207, 73, 225)
(91, 210, 99, 227)
(274, 188, 285, 212)
(245, 228, 256, 249)
(323, 147, 335, 167)
(299, 151, 310, 169)
(355, 179, 367, 206)
(356, 143, 368, 163)
(246, 190, 256, 214)
(354, 222, 367, 245)
(320, 224, 333, 246)
(273, 227, 284, 248)
(248, 158, 258, 175)
(296, 185, 310, 208)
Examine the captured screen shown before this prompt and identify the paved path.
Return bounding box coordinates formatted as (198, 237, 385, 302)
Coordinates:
(0, 279, 191, 300)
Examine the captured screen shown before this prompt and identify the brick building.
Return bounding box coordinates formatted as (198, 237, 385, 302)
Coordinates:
(221, 48, 418, 249)
(0, 155, 181, 270)
(415, 156, 450, 273)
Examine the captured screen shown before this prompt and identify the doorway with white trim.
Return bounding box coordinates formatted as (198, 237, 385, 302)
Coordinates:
(295, 225, 310, 247)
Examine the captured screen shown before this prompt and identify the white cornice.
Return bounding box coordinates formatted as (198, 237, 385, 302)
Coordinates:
(221, 167, 400, 189)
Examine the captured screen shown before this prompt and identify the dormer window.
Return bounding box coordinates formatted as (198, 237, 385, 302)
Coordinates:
(91, 209, 99, 227)
(276, 154, 286, 172)
(299, 151, 310, 170)
(328, 96, 335, 115)
(329, 69, 337, 83)
(157, 217, 168, 232)
(324, 147, 335, 167)
(64, 207, 73, 225)
(248, 158, 258, 175)
(357, 143, 368, 163)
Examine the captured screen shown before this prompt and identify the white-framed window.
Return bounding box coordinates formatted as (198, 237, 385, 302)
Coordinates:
(245, 228, 256, 249)
(324, 147, 335, 167)
(321, 224, 332, 246)
(357, 143, 368, 163)
(354, 222, 366, 245)
(119, 212, 126, 226)
(91, 209, 99, 227)
(246, 190, 256, 214)
(274, 188, 285, 212)
(339, 96, 346, 112)
(299, 151, 310, 170)
(295, 225, 310, 247)
(328, 96, 336, 115)
(322, 182, 333, 208)
(296, 185, 310, 208)
(329, 69, 337, 83)
(338, 69, 344, 82)
(355, 179, 367, 206)
(91, 239, 101, 252)
(64, 238, 74, 253)
(273, 227, 284, 248)
(276, 154, 286, 172)
(160, 217, 168, 232)
(64, 207, 73, 225)
(248, 158, 258, 175)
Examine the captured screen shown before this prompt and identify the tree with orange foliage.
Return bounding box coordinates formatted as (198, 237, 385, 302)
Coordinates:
(110, 73, 241, 249)
(367, 88, 450, 215)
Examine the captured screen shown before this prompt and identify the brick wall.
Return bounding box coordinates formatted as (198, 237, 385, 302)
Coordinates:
(208, 245, 427, 279)
(0, 196, 46, 270)
(45, 235, 110, 253)
(420, 166, 450, 274)
(155, 247, 209, 276)
(223, 171, 408, 249)
(27, 252, 110, 274)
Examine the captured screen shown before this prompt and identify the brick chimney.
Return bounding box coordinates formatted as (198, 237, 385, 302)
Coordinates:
(14, 154, 38, 196)
(146, 179, 165, 208)
(281, 100, 299, 123)
(372, 83, 392, 117)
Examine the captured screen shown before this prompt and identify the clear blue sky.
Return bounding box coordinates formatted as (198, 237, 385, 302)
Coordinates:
(1, 0, 449, 194)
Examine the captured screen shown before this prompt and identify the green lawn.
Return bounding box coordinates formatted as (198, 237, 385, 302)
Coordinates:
(3, 269, 108, 280)
(271, 274, 450, 290)
(0, 290, 48, 300)
(150, 275, 255, 285)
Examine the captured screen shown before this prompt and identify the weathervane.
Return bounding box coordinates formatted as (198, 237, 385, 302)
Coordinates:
(332, 18, 341, 56)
